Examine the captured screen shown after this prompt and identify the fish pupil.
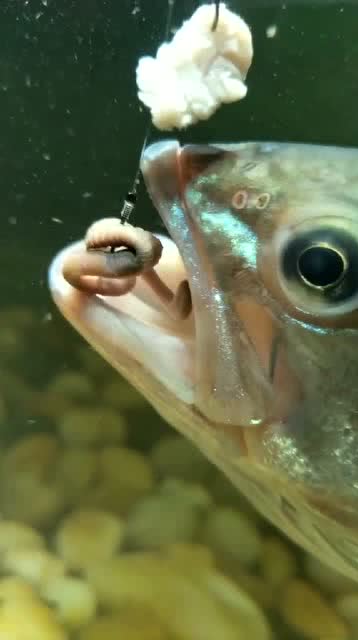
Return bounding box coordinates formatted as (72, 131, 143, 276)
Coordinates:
(297, 245, 346, 290)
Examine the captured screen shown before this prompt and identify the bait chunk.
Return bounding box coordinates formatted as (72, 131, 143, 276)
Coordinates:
(136, 2, 253, 130)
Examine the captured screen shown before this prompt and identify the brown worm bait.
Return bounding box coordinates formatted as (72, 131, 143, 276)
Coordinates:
(62, 218, 192, 321)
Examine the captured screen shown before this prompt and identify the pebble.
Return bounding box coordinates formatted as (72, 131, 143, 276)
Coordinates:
(164, 542, 215, 575)
(335, 592, 358, 629)
(0, 326, 25, 359)
(47, 371, 94, 402)
(102, 378, 146, 411)
(41, 575, 97, 629)
(200, 571, 271, 640)
(261, 536, 297, 590)
(0, 520, 45, 553)
(2, 434, 60, 481)
(279, 578, 348, 639)
(205, 506, 262, 569)
(240, 572, 274, 609)
(150, 434, 212, 483)
(55, 448, 98, 506)
(0, 576, 39, 602)
(0, 369, 37, 416)
(0, 470, 65, 527)
(2, 548, 65, 589)
(124, 479, 211, 549)
(0, 307, 36, 330)
(78, 608, 167, 640)
(55, 509, 123, 570)
(0, 598, 66, 640)
(209, 470, 250, 506)
(58, 407, 127, 446)
(0, 393, 7, 423)
(77, 345, 113, 379)
(87, 552, 271, 640)
(82, 446, 154, 514)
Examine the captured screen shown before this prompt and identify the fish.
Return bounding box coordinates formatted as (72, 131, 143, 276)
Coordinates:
(49, 139, 358, 581)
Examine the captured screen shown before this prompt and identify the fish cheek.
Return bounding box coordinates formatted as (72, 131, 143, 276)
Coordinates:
(234, 297, 302, 422)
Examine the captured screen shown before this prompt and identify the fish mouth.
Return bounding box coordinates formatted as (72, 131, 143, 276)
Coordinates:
(48, 232, 196, 404)
(48, 139, 273, 429)
(48, 141, 200, 408)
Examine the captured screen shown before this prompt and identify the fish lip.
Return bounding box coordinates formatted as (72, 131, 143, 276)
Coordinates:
(48, 241, 84, 301)
(141, 139, 180, 169)
(140, 140, 182, 229)
(48, 238, 196, 405)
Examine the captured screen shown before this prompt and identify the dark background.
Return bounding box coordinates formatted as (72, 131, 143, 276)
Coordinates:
(0, 0, 357, 308)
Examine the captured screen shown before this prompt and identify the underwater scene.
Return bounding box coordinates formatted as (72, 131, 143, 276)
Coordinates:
(1, 0, 358, 638)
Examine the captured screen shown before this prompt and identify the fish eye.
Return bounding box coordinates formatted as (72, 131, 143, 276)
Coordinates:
(296, 244, 347, 290)
(279, 225, 358, 315)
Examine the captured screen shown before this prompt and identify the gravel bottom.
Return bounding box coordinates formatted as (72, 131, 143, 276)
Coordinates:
(0, 306, 356, 640)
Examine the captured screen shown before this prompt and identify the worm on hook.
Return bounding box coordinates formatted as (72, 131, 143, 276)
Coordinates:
(62, 217, 192, 321)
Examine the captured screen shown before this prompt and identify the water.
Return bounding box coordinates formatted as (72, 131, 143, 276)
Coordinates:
(0, 1, 357, 638)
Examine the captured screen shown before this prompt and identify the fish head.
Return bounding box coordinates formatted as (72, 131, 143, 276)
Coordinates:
(49, 139, 358, 579)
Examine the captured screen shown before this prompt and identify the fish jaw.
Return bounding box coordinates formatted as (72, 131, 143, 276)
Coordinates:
(141, 140, 298, 428)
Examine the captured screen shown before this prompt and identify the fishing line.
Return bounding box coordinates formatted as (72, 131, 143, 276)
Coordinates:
(211, 0, 220, 30)
(119, 0, 221, 224)
(119, 0, 175, 224)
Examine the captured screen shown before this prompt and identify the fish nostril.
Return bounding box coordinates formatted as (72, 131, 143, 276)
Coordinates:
(255, 192, 271, 210)
(231, 190, 271, 211)
(232, 190, 248, 209)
